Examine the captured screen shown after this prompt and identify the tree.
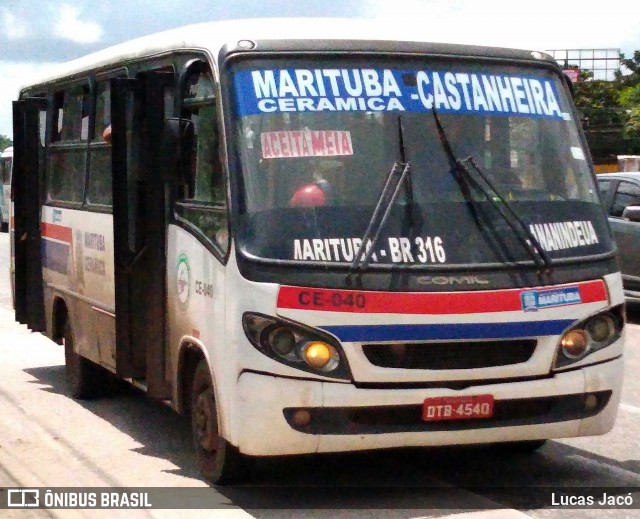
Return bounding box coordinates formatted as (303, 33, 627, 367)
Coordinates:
(619, 50, 640, 82)
(618, 84, 640, 142)
(626, 107, 640, 138)
(618, 53, 640, 143)
(0, 135, 12, 151)
(574, 79, 626, 127)
(571, 50, 640, 162)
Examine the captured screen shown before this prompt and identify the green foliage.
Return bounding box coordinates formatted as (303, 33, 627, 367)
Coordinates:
(626, 107, 640, 137)
(0, 135, 12, 151)
(572, 51, 640, 161)
(574, 80, 626, 126)
(619, 84, 640, 108)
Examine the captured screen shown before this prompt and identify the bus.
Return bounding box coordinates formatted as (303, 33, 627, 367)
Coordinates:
(0, 145, 11, 232)
(11, 19, 625, 484)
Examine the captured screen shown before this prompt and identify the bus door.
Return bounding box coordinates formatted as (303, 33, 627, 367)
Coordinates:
(110, 71, 173, 398)
(12, 97, 46, 331)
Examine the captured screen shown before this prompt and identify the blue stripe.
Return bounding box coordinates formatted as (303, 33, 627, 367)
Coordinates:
(321, 320, 575, 342)
(42, 239, 70, 274)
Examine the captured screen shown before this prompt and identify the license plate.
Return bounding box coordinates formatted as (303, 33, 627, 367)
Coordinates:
(422, 394, 494, 422)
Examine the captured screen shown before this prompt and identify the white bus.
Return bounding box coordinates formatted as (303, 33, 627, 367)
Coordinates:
(0, 145, 11, 232)
(11, 19, 625, 484)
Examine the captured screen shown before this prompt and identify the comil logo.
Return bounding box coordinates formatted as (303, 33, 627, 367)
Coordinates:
(176, 252, 191, 310)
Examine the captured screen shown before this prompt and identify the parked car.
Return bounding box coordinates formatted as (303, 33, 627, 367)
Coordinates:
(597, 172, 640, 302)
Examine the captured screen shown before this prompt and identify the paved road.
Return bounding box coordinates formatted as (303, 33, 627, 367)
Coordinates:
(0, 232, 639, 518)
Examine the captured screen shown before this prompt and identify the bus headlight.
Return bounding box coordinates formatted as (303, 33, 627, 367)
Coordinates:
(554, 306, 624, 368)
(585, 314, 615, 343)
(268, 327, 296, 356)
(560, 329, 589, 358)
(243, 312, 351, 380)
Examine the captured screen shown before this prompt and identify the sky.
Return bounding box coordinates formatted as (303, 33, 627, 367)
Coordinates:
(1, 0, 640, 138)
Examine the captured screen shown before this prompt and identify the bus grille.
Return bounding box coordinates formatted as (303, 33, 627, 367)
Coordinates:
(362, 340, 537, 370)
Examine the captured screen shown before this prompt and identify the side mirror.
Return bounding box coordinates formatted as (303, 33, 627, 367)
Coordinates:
(622, 205, 640, 222)
(162, 117, 194, 185)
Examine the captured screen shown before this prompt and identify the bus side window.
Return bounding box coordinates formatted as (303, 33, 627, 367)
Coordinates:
(189, 105, 224, 204)
(175, 68, 229, 253)
(86, 80, 113, 206)
(47, 84, 89, 204)
(0, 158, 7, 184)
(61, 84, 90, 142)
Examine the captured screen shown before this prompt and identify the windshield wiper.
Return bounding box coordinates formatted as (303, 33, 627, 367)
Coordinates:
(431, 107, 553, 274)
(461, 156, 553, 273)
(348, 117, 411, 281)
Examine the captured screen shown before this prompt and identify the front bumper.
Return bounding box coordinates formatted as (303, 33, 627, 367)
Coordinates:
(234, 356, 623, 456)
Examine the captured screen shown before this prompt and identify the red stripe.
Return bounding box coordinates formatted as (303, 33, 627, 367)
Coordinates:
(41, 223, 73, 243)
(277, 280, 608, 314)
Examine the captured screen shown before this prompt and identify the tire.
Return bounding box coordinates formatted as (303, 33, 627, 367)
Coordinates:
(63, 319, 107, 399)
(190, 360, 249, 484)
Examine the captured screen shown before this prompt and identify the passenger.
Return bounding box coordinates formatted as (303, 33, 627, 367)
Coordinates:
(102, 125, 112, 144)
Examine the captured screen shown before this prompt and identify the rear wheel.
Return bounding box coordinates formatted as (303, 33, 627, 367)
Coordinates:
(191, 360, 248, 484)
(63, 319, 108, 399)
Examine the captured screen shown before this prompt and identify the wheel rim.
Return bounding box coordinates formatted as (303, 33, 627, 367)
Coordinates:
(194, 387, 218, 453)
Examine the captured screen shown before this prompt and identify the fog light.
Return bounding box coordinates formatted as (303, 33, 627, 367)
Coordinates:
(584, 394, 598, 411)
(292, 409, 311, 427)
(561, 329, 589, 358)
(303, 341, 337, 369)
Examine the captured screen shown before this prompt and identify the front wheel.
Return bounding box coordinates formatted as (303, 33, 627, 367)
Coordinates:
(191, 360, 249, 484)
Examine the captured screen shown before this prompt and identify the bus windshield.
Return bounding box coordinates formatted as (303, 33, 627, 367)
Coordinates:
(231, 57, 612, 267)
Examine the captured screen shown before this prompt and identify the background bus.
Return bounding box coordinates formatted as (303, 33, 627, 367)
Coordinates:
(10, 19, 625, 484)
(0, 145, 11, 232)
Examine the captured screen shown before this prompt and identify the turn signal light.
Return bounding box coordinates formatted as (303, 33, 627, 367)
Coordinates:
(303, 341, 337, 369)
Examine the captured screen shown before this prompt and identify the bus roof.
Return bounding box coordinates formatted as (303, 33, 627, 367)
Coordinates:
(1, 146, 12, 158)
(19, 17, 555, 94)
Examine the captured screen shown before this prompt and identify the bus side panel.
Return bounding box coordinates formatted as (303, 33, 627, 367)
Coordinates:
(166, 226, 230, 414)
(41, 206, 116, 369)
